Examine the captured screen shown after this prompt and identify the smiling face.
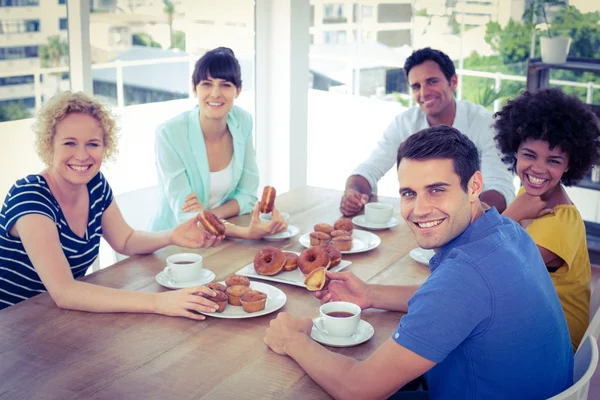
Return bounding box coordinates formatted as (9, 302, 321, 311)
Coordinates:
(408, 60, 457, 123)
(194, 74, 241, 121)
(49, 112, 104, 187)
(398, 158, 482, 251)
(516, 139, 569, 198)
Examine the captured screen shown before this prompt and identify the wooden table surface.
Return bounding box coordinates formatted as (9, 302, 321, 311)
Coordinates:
(0, 186, 430, 400)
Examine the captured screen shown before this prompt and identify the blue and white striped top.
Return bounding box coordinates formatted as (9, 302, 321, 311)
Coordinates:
(0, 172, 113, 310)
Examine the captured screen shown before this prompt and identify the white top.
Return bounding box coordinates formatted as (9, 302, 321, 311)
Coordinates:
(352, 99, 515, 204)
(208, 160, 233, 209)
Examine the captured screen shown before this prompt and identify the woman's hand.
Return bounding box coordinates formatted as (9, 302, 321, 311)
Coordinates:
(182, 193, 205, 213)
(244, 203, 288, 240)
(154, 286, 219, 320)
(503, 192, 553, 223)
(170, 214, 224, 248)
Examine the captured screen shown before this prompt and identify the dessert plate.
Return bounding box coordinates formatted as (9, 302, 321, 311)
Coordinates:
(199, 281, 286, 319)
(409, 248, 436, 265)
(236, 252, 352, 288)
(262, 225, 300, 241)
(155, 268, 215, 289)
(298, 229, 381, 254)
(310, 318, 374, 347)
(351, 215, 400, 231)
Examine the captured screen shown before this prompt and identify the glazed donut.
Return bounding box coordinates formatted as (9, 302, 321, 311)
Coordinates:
(298, 247, 331, 276)
(310, 231, 330, 246)
(314, 223, 334, 235)
(283, 252, 299, 271)
(260, 186, 276, 214)
(225, 275, 250, 287)
(254, 247, 286, 276)
(198, 210, 226, 235)
(333, 217, 353, 233)
(320, 245, 342, 267)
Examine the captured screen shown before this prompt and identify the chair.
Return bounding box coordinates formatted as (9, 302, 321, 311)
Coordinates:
(548, 335, 599, 400)
(577, 280, 600, 351)
(590, 279, 600, 326)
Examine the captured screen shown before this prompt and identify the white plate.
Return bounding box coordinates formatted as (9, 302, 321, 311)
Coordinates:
(262, 225, 300, 241)
(298, 229, 381, 254)
(155, 268, 216, 289)
(409, 248, 436, 265)
(310, 318, 374, 347)
(352, 215, 400, 231)
(236, 252, 352, 288)
(199, 281, 286, 319)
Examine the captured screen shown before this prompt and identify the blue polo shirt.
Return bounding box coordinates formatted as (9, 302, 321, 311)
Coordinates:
(394, 208, 573, 400)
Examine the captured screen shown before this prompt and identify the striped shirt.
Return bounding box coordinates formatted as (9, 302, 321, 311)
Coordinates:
(0, 172, 113, 310)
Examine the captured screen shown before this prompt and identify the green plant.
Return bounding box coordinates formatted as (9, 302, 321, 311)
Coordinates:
(522, 0, 566, 37)
(474, 84, 512, 109)
(392, 92, 411, 107)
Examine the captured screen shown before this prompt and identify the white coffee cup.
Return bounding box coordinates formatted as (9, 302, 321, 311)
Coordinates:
(315, 301, 361, 338)
(164, 253, 203, 283)
(364, 202, 393, 224)
(259, 211, 290, 224)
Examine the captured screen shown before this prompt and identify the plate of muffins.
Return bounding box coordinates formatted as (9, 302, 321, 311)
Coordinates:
(298, 218, 381, 254)
(198, 277, 287, 319)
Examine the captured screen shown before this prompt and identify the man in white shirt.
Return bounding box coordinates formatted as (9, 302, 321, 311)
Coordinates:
(340, 48, 514, 216)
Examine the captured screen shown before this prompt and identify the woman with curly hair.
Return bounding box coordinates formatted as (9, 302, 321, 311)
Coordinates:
(494, 88, 600, 350)
(0, 91, 223, 319)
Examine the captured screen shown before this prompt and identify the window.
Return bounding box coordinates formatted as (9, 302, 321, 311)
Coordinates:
(0, 0, 39, 6)
(0, 75, 34, 86)
(377, 4, 412, 23)
(324, 30, 346, 44)
(323, 4, 347, 24)
(59, 18, 67, 30)
(0, 97, 35, 109)
(58, 0, 66, 4)
(0, 19, 40, 34)
(0, 46, 39, 60)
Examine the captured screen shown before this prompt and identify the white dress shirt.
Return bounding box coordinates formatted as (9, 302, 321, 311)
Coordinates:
(352, 99, 515, 204)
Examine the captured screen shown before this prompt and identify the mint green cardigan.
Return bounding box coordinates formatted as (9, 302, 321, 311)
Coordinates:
(150, 105, 259, 231)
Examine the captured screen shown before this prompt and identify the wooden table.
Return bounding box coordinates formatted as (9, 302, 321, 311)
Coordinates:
(0, 186, 430, 399)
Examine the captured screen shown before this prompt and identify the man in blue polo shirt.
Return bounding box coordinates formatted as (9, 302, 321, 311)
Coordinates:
(264, 126, 573, 399)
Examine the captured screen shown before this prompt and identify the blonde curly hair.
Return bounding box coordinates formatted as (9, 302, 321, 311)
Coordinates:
(33, 91, 118, 166)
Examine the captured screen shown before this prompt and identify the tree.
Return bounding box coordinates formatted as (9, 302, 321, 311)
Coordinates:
(163, 0, 175, 49)
(483, 20, 534, 68)
(0, 102, 32, 122)
(132, 33, 161, 48)
(172, 31, 185, 51)
(39, 35, 69, 96)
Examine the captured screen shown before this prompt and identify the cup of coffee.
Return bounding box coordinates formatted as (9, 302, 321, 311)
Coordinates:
(164, 253, 203, 283)
(314, 301, 361, 338)
(364, 202, 393, 224)
(259, 211, 290, 224)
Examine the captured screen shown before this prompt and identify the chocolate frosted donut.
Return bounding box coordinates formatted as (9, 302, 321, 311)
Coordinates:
(260, 186, 276, 214)
(254, 247, 286, 276)
(198, 210, 226, 235)
(298, 247, 330, 276)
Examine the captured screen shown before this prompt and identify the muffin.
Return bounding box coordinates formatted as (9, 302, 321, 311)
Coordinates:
(240, 290, 268, 313)
(225, 275, 250, 287)
(206, 282, 227, 292)
(226, 285, 252, 306)
(330, 229, 350, 238)
(313, 223, 334, 235)
(310, 231, 330, 246)
(331, 235, 353, 251)
(210, 290, 228, 312)
(334, 217, 353, 234)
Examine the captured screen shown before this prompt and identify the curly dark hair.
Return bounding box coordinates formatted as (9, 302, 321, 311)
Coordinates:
(494, 88, 600, 186)
(403, 48, 456, 82)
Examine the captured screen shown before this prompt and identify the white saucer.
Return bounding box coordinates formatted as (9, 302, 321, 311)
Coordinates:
(263, 225, 300, 241)
(409, 248, 435, 265)
(155, 268, 216, 289)
(352, 215, 400, 231)
(310, 318, 374, 347)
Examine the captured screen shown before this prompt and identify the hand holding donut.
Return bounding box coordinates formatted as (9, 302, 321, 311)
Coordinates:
(245, 202, 288, 239)
(314, 270, 371, 310)
(170, 212, 223, 248)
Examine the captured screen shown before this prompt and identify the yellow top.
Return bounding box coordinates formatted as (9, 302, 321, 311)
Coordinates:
(517, 188, 591, 350)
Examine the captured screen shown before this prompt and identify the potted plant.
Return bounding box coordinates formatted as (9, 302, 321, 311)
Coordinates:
(523, 0, 570, 63)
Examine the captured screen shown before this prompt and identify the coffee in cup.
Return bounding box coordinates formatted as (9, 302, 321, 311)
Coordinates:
(315, 301, 361, 338)
(165, 253, 203, 283)
(364, 202, 393, 225)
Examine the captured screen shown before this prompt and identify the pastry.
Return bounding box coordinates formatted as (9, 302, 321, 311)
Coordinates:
(331, 229, 350, 238)
(225, 275, 250, 287)
(206, 282, 227, 292)
(240, 290, 268, 313)
(313, 223, 334, 235)
(331, 235, 353, 251)
(298, 247, 331, 276)
(333, 217, 353, 234)
(210, 290, 228, 312)
(320, 245, 342, 267)
(309, 231, 330, 246)
(260, 186, 276, 214)
(283, 252, 299, 271)
(198, 210, 226, 235)
(226, 285, 251, 306)
(304, 267, 328, 291)
(253, 247, 286, 276)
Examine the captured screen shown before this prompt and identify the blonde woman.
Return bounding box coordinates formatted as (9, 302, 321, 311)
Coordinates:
(0, 91, 221, 319)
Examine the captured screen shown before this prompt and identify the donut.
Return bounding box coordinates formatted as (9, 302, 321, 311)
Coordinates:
(260, 186, 276, 214)
(310, 231, 330, 246)
(331, 229, 350, 238)
(313, 223, 334, 235)
(320, 245, 342, 267)
(253, 247, 286, 276)
(240, 290, 268, 313)
(304, 267, 328, 291)
(225, 275, 250, 287)
(331, 235, 353, 251)
(198, 210, 226, 235)
(298, 247, 330, 276)
(333, 217, 353, 233)
(283, 252, 299, 271)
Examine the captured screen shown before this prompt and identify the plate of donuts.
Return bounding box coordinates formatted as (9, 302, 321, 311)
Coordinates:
(235, 251, 352, 288)
(298, 229, 381, 254)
